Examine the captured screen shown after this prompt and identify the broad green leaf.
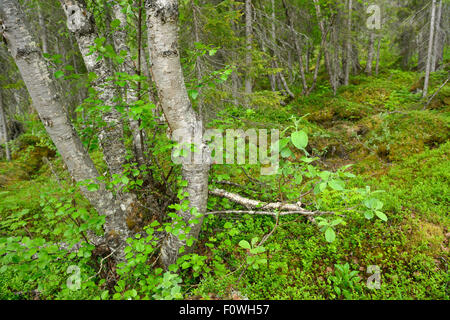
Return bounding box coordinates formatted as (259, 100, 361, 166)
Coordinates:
(329, 179, 345, 191)
(239, 240, 251, 250)
(281, 148, 293, 158)
(54, 70, 64, 79)
(375, 211, 388, 221)
(291, 131, 308, 150)
(364, 210, 374, 220)
(325, 227, 336, 242)
(87, 183, 99, 192)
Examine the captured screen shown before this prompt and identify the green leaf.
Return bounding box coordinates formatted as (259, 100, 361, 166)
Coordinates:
(375, 211, 388, 221)
(87, 183, 99, 192)
(188, 89, 199, 100)
(314, 182, 327, 194)
(54, 70, 65, 79)
(328, 179, 345, 191)
(364, 210, 374, 220)
(238, 240, 251, 250)
(280, 148, 292, 158)
(111, 19, 121, 29)
(291, 131, 308, 150)
(224, 222, 233, 229)
(150, 220, 160, 227)
(325, 227, 336, 242)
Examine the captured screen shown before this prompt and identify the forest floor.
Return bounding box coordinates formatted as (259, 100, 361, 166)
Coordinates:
(0, 68, 449, 299)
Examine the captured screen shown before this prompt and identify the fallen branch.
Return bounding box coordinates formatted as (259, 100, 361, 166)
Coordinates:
(210, 188, 304, 211)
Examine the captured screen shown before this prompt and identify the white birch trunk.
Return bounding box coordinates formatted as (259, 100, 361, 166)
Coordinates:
(375, 35, 381, 75)
(282, 0, 307, 94)
(423, 0, 436, 98)
(344, 0, 352, 85)
(59, 0, 143, 255)
(0, 90, 11, 161)
(0, 0, 130, 259)
(111, 3, 146, 166)
(245, 0, 253, 96)
(431, 0, 442, 72)
(365, 31, 375, 75)
(313, 0, 336, 94)
(145, 0, 210, 268)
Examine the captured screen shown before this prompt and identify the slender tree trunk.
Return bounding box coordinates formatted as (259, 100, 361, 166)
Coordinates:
(365, 31, 375, 75)
(344, 0, 352, 85)
(375, 34, 381, 75)
(0, 0, 130, 258)
(282, 0, 307, 94)
(273, 60, 294, 98)
(269, 0, 277, 91)
(423, 0, 436, 98)
(192, 3, 204, 119)
(37, 2, 48, 54)
(111, 2, 146, 166)
(431, 0, 442, 72)
(313, 0, 336, 94)
(306, 29, 327, 95)
(145, 0, 210, 269)
(331, 24, 340, 94)
(59, 0, 141, 253)
(245, 0, 253, 96)
(230, 3, 239, 106)
(0, 90, 11, 161)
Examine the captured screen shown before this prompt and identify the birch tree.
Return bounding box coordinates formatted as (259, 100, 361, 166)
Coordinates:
(365, 31, 375, 75)
(423, 0, 436, 98)
(58, 0, 141, 245)
(431, 0, 442, 72)
(245, 0, 253, 96)
(282, 0, 307, 94)
(145, 0, 211, 268)
(0, 89, 10, 161)
(111, 2, 146, 166)
(344, 0, 353, 86)
(0, 0, 131, 258)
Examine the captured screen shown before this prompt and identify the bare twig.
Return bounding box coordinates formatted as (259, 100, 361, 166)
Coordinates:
(423, 76, 449, 109)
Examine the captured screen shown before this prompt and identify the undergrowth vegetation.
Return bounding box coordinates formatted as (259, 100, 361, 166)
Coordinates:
(0, 69, 448, 300)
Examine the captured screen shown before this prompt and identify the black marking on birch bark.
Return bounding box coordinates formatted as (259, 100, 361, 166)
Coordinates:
(15, 45, 39, 58)
(161, 49, 178, 57)
(63, 1, 95, 37)
(146, 0, 178, 24)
